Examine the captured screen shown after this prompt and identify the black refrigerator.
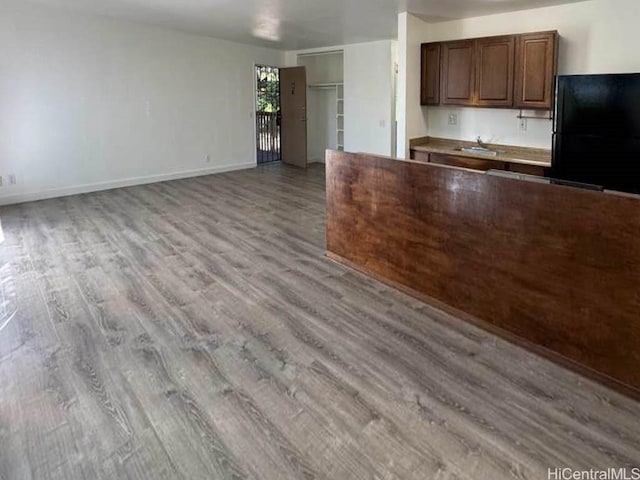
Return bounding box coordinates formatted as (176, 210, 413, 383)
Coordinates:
(552, 73, 640, 194)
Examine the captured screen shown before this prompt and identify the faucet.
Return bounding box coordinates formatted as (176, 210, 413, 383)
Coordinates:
(476, 136, 488, 149)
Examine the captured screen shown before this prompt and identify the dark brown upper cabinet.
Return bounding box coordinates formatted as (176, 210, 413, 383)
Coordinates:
(420, 43, 441, 105)
(421, 30, 558, 110)
(440, 40, 476, 106)
(515, 31, 558, 109)
(475, 35, 515, 107)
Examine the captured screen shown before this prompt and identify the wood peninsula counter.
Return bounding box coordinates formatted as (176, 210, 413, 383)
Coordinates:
(326, 150, 640, 399)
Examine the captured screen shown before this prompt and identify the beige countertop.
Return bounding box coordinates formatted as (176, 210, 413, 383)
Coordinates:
(410, 136, 552, 167)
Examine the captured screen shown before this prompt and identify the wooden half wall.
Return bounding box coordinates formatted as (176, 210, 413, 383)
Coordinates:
(326, 150, 640, 399)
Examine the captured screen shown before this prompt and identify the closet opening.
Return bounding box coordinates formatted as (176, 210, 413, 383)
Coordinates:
(297, 50, 344, 164)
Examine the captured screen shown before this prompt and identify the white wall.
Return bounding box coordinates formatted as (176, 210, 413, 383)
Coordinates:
(396, 13, 430, 158)
(397, 0, 640, 154)
(0, 1, 283, 205)
(344, 40, 396, 157)
(299, 53, 344, 85)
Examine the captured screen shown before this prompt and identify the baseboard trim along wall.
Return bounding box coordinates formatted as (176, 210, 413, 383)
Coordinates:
(0, 162, 256, 206)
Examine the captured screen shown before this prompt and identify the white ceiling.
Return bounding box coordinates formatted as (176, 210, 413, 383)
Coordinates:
(24, 0, 587, 50)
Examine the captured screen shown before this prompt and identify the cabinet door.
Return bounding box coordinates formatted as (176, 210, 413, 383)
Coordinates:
(429, 153, 507, 171)
(475, 36, 515, 107)
(515, 32, 558, 109)
(507, 163, 547, 176)
(441, 41, 475, 105)
(421, 43, 441, 105)
(411, 150, 431, 163)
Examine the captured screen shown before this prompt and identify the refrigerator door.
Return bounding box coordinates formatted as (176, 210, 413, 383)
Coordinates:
(552, 133, 640, 194)
(555, 74, 640, 137)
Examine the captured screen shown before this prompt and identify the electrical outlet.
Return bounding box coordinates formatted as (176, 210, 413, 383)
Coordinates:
(519, 118, 528, 132)
(8, 174, 16, 185)
(205, 154, 211, 163)
(448, 114, 458, 126)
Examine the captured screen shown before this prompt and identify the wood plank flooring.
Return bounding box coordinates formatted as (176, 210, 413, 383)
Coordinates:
(0, 163, 638, 480)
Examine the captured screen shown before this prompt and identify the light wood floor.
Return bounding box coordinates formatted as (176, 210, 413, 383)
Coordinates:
(0, 163, 638, 480)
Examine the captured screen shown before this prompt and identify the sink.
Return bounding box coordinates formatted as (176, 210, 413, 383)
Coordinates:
(455, 146, 499, 157)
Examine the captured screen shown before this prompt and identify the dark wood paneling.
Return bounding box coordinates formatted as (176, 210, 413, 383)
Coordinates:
(326, 150, 640, 397)
(515, 31, 558, 109)
(441, 40, 476, 105)
(421, 43, 441, 105)
(475, 36, 515, 107)
(429, 153, 507, 171)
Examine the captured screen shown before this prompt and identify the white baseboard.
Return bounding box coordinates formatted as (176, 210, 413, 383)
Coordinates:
(0, 162, 256, 206)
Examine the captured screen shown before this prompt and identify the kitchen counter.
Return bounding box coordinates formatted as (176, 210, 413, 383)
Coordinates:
(326, 149, 640, 400)
(410, 136, 552, 167)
